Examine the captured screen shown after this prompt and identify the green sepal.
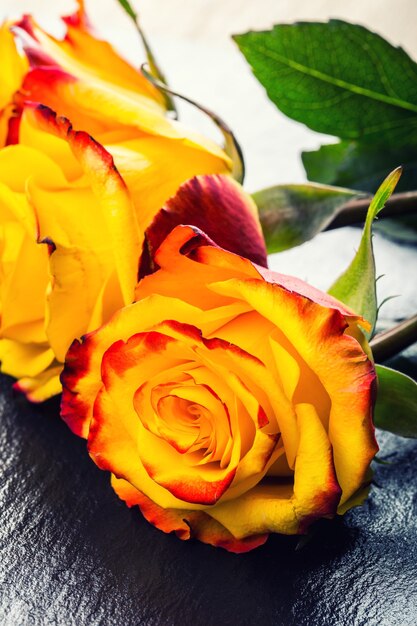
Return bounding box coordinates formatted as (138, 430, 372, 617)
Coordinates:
(328, 168, 402, 337)
(253, 183, 363, 253)
(374, 365, 417, 438)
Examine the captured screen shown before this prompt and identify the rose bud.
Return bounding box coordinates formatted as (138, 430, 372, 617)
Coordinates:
(61, 225, 378, 553)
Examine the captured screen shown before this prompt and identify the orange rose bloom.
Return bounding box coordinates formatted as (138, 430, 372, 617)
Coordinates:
(61, 224, 377, 553)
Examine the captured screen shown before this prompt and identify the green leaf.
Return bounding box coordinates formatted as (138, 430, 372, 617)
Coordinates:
(233, 21, 417, 146)
(374, 365, 417, 438)
(302, 141, 417, 192)
(374, 216, 417, 244)
(115, 0, 137, 20)
(302, 142, 417, 243)
(328, 168, 401, 337)
(302, 142, 355, 187)
(253, 183, 363, 253)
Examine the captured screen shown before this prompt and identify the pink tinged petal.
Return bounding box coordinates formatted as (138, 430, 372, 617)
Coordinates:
(257, 265, 370, 330)
(142, 174, 267, 277)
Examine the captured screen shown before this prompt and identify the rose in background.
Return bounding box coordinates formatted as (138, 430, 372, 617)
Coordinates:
(1, 0, 233, 224)
(0, 104, 141, 400)
(13, 2, 234, 222)
(61, 224, 377, 552)
(0, 21, 27, 146)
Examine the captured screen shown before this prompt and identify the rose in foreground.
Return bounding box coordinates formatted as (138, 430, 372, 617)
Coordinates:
(0, 103, 264, 401)
(61, 225, 377, 553)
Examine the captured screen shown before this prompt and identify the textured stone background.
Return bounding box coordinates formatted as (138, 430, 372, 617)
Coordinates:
(0, 1, 416, 625)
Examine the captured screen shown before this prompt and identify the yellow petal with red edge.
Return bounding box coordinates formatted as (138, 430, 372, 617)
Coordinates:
(61, 295, 246, 437)
(19, 68, 231, 168)
(19, 68, 180, 138)
(111, 475, 268, 553)
(89, 375, 207, 511)
(135, 225, 260, 309)
(27, 104, 142, 304)
(16, 12, 163, 104)
(208, 402, 341, 538)
(18, 111, 82, 183)
(118, 321, 284, 503)
(13, 364, 63, 403)
(257, 264, 370, 331)
(141, 175, 267, 273)
(0, 21, 28, 111)
(210, 276, 377, 504)
(100, 330, 238, 506)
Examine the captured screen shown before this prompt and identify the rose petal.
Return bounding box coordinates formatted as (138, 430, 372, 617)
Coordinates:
(0, 21, 28, 145)
(61, 296, 209, 437)
(111, 475, 268, 553)
(13, 364, 62, 403)
(15, 11, 162, 102)
(208, 402, 342, 538)
(107, 140, 231, 237)
(141, 175, 267, 275)
(210, 277, 377, 504)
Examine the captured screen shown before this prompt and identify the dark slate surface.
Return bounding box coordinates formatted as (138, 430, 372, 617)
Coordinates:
(0, 232, 416, 626)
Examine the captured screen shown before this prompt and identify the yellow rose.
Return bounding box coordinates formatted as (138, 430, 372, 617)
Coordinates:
(0, 21, 28, 146)
(14, 4, 232, 226)
(61, 224, 377, 553)
(0, 104, 141, 400)
(0, 104, 265, 401)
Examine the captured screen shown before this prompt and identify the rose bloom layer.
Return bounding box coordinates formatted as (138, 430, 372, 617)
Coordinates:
(61, 225, 378, 553)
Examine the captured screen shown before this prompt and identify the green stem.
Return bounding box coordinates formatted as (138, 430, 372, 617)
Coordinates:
(370, 314, 417, 362)
(141, 64, 245, 183)
(326, 191, 417, 230)
(114, 0, 177, 116)
(133, 20, 177, 117)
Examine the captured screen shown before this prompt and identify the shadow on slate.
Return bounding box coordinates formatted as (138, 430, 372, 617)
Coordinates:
(0, 363, 416, 626)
